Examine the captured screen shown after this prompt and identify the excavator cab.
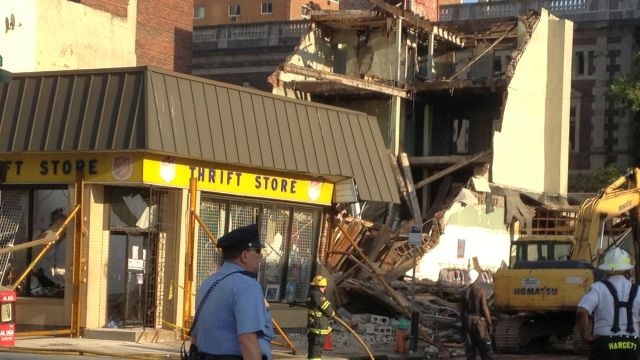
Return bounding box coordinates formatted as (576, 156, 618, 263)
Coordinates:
(508, 236, 592, 270)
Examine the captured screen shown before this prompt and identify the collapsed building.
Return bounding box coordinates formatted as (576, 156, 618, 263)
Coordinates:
(269, 2, 576, 282)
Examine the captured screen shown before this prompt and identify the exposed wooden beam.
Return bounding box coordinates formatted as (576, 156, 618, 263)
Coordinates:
(367, 0, 464, 46)
(414, 150, 492, 189)
(281, 63, 410, 98)
(447, 23, 516, 81)
(409, 153, 493, 166)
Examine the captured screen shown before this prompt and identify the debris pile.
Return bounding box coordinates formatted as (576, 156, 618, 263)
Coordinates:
(324, 212, 481, 356)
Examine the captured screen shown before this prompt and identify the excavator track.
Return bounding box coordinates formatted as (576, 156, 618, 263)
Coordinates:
(494, 316, 524, 353)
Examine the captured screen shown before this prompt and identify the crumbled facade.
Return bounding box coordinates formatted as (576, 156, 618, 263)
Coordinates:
(269, 4, 574, 277)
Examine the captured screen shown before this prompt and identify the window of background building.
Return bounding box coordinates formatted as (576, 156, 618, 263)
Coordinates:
(194, 6, 205, 19)
(575, 51, 584, 76)
(570, 91, 581, 152)
(229, 4, 241, 16)
(196, 196, 320, 303)
(261, 2, 273, 14)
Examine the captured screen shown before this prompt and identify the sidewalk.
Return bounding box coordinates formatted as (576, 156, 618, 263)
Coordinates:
(0, 336, 366, 360)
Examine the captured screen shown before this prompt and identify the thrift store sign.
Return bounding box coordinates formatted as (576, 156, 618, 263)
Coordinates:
(143, 157, 333, 206)
(1, 154, 333, 206)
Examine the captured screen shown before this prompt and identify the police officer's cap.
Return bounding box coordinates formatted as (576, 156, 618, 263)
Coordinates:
(217, 224, 262, 251)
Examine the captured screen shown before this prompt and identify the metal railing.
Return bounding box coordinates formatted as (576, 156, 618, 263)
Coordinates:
(439, 0, 639, 22)
(193, 21, 308, 45)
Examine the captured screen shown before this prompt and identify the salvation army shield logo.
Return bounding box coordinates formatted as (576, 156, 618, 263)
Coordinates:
(112, 156, 132, 181)
(160, 158, 176, 183)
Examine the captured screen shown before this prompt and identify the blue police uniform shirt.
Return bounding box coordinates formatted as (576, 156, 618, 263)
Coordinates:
(194, 262, 274, 359)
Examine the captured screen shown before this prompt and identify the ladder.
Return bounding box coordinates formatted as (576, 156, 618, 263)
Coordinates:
(0, 190, 25, 284)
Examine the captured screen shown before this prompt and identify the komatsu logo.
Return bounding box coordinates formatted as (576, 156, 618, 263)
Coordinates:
(513, 287, 558, 296)
(619, 200, 632, 212)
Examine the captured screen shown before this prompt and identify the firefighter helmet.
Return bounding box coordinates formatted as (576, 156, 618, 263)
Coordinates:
(599, 247, 633, 271)
(310, 275, 328, 287)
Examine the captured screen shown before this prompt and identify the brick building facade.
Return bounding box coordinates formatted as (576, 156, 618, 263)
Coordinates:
(79, 0, 193, 73)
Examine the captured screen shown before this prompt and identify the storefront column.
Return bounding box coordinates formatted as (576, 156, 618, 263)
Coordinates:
(81, 184, 108, 329)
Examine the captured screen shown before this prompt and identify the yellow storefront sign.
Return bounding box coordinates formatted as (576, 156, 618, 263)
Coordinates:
(0, 153, 144, 183)
(142, 157, 333, 206)
(0, 153, 334, 206)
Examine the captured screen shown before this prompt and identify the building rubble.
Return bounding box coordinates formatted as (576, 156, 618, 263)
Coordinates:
(318, 153, 488, 357)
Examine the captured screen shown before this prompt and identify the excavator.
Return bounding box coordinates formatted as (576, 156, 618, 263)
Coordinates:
(492, 167, 640, 353)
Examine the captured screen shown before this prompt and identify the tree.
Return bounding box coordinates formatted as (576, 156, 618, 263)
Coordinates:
(568, 165, 623, 193)
(610, 52, 640, 111)
(609, 50, 640, 163)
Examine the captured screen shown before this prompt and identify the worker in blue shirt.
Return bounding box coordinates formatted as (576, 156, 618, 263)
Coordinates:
(192, 224, 274, 360)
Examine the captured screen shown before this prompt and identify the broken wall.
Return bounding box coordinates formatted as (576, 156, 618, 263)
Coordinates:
(414, 192, 509, 281)
(279, 24, 334, 78)
(409, 0, 438, 21)
(492, 9, 572, 195)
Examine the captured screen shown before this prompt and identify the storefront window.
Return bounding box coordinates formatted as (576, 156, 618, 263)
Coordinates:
(196, 196, 321, 302)
(286, 209, 318, 302)
(259, 205, 290, 301)
(105, 186, 176, 328)
(2, 189, 68, 298)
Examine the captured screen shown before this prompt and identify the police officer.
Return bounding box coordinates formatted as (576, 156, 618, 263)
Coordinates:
(460, 269, 493, 360)
(192, 224, 274, 360)
(307, 275, 335, 360)
(577, 247, 640, 360)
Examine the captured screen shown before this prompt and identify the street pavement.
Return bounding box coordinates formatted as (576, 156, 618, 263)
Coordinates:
(0, 336, 587, 359)
(0, 336, 355, 360)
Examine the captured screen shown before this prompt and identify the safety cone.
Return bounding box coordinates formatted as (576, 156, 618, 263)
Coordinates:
(323, 333, 333, 351)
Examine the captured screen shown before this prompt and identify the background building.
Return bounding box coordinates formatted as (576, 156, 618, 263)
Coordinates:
(0, 0, 192, 73)
(440, 0, 640, 175)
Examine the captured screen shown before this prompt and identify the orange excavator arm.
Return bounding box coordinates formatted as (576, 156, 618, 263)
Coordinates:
(572, 168, 640, 265)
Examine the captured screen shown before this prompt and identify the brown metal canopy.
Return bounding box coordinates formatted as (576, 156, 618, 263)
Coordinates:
(0, 66, 399, 204)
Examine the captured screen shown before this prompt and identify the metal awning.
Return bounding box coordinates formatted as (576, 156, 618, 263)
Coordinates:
(0, 66, 400, 204)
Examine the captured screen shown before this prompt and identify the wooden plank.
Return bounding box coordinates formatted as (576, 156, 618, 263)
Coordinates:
(414, 150, 492, 190)
(399, 152, 423, 225)
(388, 151, 409, 204)
(426, 175, 452, 219)
(282, 64, 409, 98)
(472, 256, 481, 270)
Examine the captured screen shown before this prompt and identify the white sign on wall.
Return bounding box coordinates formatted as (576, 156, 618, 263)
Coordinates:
(409, 225, 422, 246)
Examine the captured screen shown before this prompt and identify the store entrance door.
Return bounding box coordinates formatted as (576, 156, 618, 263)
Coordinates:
(107, 231, 155, 327)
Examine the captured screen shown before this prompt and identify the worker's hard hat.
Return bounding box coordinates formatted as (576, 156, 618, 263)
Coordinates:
(599, 247, 634, 271)
(468, 269, 479, 283)
(310, 275, 328, 287)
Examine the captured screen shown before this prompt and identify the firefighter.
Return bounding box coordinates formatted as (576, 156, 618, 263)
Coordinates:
(577, 247, 640, 360)
(307, 275, 336, 360)
(461, 269, 494, 360)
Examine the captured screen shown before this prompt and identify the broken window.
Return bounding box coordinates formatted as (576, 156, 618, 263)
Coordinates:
(106, 186, 176, 328)
(196, 197, 321, 303)
(4, 189, 68, 298)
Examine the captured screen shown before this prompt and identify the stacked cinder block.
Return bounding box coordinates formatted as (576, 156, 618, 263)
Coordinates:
(328, 313, 399, 352)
